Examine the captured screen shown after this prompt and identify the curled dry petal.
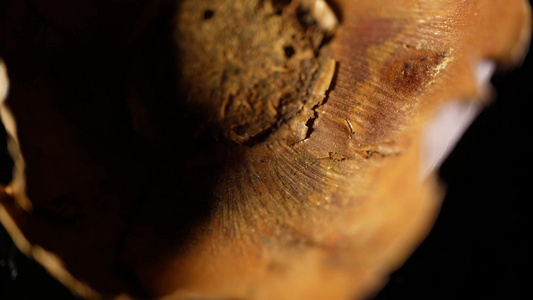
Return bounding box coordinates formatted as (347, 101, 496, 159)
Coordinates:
(0, 0, 531, 299)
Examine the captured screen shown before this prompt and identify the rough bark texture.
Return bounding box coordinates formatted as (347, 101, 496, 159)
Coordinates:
(0, 0, 531, 299)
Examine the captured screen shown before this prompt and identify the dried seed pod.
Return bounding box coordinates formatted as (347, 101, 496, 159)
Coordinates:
(0, 0, 531, 299)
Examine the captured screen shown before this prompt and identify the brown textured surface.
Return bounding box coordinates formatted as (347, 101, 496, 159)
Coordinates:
(175, 0, 330, 144)
(0, 0, 531, 299)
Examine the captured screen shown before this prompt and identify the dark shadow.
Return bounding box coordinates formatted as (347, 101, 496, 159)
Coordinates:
(0, 0, 224, 298)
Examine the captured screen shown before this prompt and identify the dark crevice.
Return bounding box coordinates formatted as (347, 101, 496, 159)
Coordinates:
(296, 5, 317, 29)
(203, 9, 214, 20)
(283, 45, 295, 58)
(304, 112, 318, 140)
(299, 60, 338, 142)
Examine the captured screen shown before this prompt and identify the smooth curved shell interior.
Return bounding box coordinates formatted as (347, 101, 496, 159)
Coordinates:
(0, 0, 531, 299)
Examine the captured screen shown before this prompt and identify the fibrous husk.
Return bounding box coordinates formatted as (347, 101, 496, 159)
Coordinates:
(0, 0, 531, 299)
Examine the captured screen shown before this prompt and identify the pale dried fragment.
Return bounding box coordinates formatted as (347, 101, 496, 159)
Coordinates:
(0, 61, 8, 101)
(310, 58, 336, 96)
(301, 0, 339, 34)
(0, 61, 30, 211)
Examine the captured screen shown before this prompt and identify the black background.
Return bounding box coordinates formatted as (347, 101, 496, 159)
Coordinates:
(1, 4, 533, 300)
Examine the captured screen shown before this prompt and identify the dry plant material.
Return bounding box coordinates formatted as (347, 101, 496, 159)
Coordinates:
(0, 0, 531, 299)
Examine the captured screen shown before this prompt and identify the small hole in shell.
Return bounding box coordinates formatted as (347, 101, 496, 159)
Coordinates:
(203, 9, 214, 20)
(283, 46, 295, 59)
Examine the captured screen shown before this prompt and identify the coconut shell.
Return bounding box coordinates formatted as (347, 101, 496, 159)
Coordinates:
(0, 0, 531, 299)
